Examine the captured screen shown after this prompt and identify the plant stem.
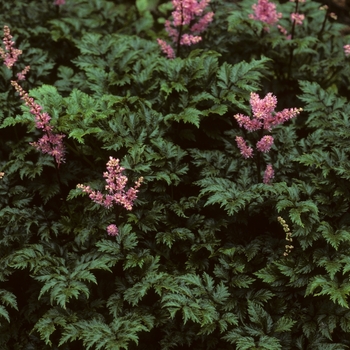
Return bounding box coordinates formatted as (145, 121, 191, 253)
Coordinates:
(256, 129, 264, 183)
(53, 160, 72, 219)
(256, 151, 261, 183)
(176, 2, 184, 57)
(317, 8, 329, 40)
(287, 0, 300, 79)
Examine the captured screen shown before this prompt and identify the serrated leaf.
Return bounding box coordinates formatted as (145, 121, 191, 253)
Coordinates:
(274, 316, 296, 333)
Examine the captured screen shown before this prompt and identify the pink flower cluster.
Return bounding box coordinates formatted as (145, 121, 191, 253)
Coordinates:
(17, 65, 30, 81)
(77, 157, 143, 236)
(235, 136, 253, 159)
(249, 0, 282, 32)
(263, 164, 274, 184)
(0, 26, 22, 68)
(235, 92, 302, 132)
(77, 157, 143, 211)
(158, 0, 214, 59)
(1, 26, 66, 167)
(106, 224, 119, 237)
(11, 81, 66, 167)
(234, 92, 302, 184)
(344, 44, 350, 57)
(290, 13, 305, 26)
(256, 135, 274, 153)
(277, 24, 291, 40)
(54, 0, 66, 5)
(250, 0, 306, 37)
(157, 39, 176, 59)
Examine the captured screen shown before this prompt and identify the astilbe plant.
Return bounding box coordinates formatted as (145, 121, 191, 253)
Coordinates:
(234, 92, 302, 183)
(344, 44, 350, 57)
(77, 157, 143, 235)
(11, 81, 66, 167)
(0, 25, 22, 68)
(249, 0, 282, 32)
(1, 0, 350, 349)
(249, 0, 306, 38)
(0, 25, 66, 168)
(157, 0, 214, 58)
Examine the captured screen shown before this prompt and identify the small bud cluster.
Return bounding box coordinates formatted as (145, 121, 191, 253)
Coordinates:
(263, 164, 274, 184)
(277, 24, 290, 40)
(319, 5, 337, 20)
(290, 12, 305, 26)
(234, 92, 302, 184)
(17, 65, 30, 81)
(106, 224, 119, 237)
(344, 44, 350, 57)
(278, 216, 294, 256)
(158, 0, 214, 59)
(289, 0, 306, 27)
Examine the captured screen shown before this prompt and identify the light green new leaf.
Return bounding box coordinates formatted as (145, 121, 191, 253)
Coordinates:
(274, 316, 296, 333)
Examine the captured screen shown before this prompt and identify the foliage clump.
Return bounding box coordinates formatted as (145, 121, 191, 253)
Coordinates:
(1, 0, 350, 349)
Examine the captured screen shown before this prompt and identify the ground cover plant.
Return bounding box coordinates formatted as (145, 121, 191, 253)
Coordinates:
(1, 0, 350, 349)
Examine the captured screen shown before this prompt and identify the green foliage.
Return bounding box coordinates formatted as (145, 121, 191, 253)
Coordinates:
(1, 0, 350, 348)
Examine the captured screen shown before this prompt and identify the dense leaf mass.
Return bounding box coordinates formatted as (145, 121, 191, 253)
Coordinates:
(1, 0, 350, 349)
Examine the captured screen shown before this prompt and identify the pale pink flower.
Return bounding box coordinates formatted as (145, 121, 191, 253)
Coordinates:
(344, 44, 350, 57)
(234, 92, 302, 132)
(277, 24, 288, 36)
(0, 26, 22, 69)
(157, 38, 176, 59)
(180, 34, 202, 46)
(158, 0, 214, 58)
(172, 0, 211, 26)
(266, 108, 302, 130)
(165, 20, 179, 43)
(235, 136, 254, 159)
(263, 164, 274, 184)
(249, 0, 282, 31)
(107, 224, 119, 236)
(234, 114, 262, 132)
(190, 12, 214, 32)
(11, 80, 65, 167)
(54, 0, 66, 5)
(256, 135, 274, 153)
(234, 92, 302, 182)
(290, 13, 305, 25)
(250, 92, 277, 119)
(277, 25, 291, 40)
(77, 157, 143, 211)
(17, 65, 30, 81)
(30, 133, 65, 167)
